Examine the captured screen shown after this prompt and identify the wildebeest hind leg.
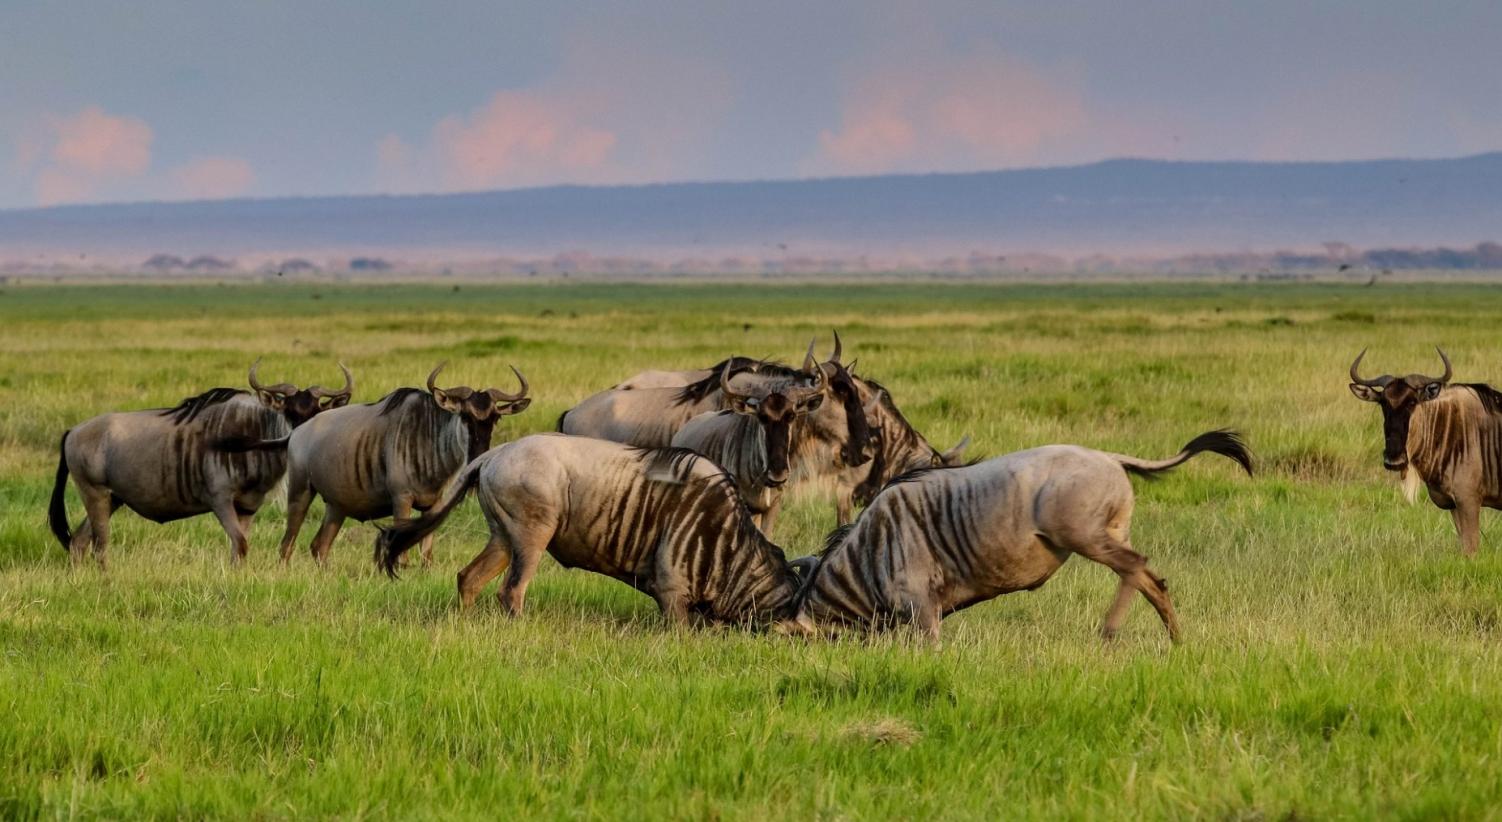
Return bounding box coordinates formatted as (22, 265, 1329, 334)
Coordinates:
(1079, 536, 1181, 644)
(278, 469, 314, 564)
(457, 535, 510, 610)
(78, 487, 114, 569)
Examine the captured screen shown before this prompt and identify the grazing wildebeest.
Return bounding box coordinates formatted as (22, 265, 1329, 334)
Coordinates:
(787, 430, 1253, 642)
(671, 358, 832, 531)
(1349, 348, 1502, 554)
(227, 363, 531, 565)
(375, 435, 802, 625)
(48, 361, 353, 567)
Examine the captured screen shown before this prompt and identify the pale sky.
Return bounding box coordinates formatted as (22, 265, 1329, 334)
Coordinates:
(3, 0, 1499, 209)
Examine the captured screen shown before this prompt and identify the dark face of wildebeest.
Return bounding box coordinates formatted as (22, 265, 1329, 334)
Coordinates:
(1349, 347, 1451, 471)
(427, 362, 532, 459)
(719, 349, 826, 488)
(249, 358, 354, 424)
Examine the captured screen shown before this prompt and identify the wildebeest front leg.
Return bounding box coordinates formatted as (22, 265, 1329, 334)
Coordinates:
(392, 497, 435, 568)
(1451, 499, 1482, 556)
(211, 499, 251, 565)
(308, 506, 347, 566)
(835, 494, 854, 527)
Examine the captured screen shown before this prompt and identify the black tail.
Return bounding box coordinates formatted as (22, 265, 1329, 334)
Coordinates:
(212, 435, 291, 453)
(554, 410, 569, 432)
(48, 431, 72, 551)
(1114, 429, 1254, 478)
(376, 461, 482, 577)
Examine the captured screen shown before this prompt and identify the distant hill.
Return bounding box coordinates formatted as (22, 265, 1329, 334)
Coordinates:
(2, 154, 1500, 262)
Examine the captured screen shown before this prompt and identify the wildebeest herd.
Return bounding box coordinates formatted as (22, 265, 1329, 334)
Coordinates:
(45, 337, 1499, 642)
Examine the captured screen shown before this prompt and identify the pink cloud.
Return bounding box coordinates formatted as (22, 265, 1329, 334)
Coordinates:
(816, 54, 1086, 174)
(169, 156, 255, 200)
(27, 106, 153, 205)
(374, 31, 733, 194)
(430, 91, 617, 189)
(49, 106, 152, 176)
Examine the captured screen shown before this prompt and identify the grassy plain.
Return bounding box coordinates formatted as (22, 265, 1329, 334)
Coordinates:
(2, 280, 1502, 819)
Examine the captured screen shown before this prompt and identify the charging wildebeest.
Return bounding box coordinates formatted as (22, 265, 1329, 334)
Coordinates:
(376, 435, 802, 624)
(1349, 348, 1502, 554)
(49, 361, 353, 567)
(787, 430, 1253, 642)
(223, 363, 531, 565)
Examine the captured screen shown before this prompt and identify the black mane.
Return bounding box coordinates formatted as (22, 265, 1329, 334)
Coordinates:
(672, 357, 803, 406)
(1461, 383, 1502, 415)
(160, 387, 247, 425)
(377, 387, 430, 416)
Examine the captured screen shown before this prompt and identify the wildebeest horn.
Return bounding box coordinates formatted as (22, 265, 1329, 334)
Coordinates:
(1432, 347, 1453, 384)
(247, 358, 296, 395)
(312, 362, 354, 398)
(829, 330, 842, 365)
(1348, 349, 1392, 388)
(720, 359, 752, 403)
(487, 366, 529, 402)
(427, 362, 448, 394)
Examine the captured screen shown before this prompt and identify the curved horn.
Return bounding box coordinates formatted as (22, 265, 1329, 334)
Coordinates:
(802, 338, 820, 375)
(248, 357, 266, 392)
(1349, 349, 1390, 388)
(247, 358, 296, 395)
(488, 365, 530, 402)
(313, 362, 354, 398)
(427, 362, 448, 394)
(720, 360, 752, 403)
(828, 330, 843, 365)
(1434, 347, 1453, 384)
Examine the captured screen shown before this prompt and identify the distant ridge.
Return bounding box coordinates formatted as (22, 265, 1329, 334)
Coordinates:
(2, 153, 1500, 259)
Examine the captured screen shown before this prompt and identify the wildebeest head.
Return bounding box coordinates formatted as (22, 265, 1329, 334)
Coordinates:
(820, 331, 873, 468)
(1349, 347, 1452, 471)
(721, 341, 828, 487)
(248, 359, 353, 426)
(427, 362, 532, 459)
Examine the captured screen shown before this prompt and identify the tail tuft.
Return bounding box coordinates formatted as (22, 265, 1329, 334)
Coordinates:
(48, 431, 72, 551)
(1178, 429, 1253, 476)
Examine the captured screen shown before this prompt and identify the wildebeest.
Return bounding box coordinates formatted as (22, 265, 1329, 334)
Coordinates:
(788, 430, 1253, 642)
(558, 337, 861, 451)
(1349, 348, 1502, 554)
(48, 361, 353, 567)
(670, 359, 832, 531)
(375, 435, 802, 624)
(830, 373, 970, 524)
(226, 363, 531, 565)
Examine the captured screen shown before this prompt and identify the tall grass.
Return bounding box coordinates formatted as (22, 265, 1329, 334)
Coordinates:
(2, 282, 1501, 818)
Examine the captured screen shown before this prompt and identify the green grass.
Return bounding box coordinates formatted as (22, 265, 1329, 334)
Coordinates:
(3, 281, 1502, 819)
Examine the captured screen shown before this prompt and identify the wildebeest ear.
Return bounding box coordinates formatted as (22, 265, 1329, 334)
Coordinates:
(500, 397, 532, 415)
(798, 394, 824, 413)
(430, 387, 464, 413)
(728, 395, 759, 415)
(255, 390, 286, 411)
(1420, 381, 1444, 400)
(322, 394, 352, 409)
(1348, 383, 1380, 402)
(940, 434, 971, 465)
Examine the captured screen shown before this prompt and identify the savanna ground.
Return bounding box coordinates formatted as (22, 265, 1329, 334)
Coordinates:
(3, 281, 1502, 819)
